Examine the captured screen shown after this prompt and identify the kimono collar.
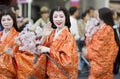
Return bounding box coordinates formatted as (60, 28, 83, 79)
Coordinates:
(53, 27, 65, 40)
(100, 23, 105, 29)
(0, 27, 18, 43)
(52, 27, 69, 42)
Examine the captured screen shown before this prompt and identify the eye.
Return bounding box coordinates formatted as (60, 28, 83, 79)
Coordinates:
(53, 15, 57, 18)
(54, 16, 57, 18)
(60, 15, 64, 18)
(7, 18, 11, 21)
(1, 19, 5, 21)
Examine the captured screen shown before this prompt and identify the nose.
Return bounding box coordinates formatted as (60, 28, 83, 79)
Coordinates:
(56, 17, 61, 21)
(4, 20, 8, 23)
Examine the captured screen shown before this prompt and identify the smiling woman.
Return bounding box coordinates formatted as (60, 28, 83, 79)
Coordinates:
(0, 7, 19, 79)
(33, 6, 78, 79)
(52, 11, 66, 29)
(1, 15, 13, 31)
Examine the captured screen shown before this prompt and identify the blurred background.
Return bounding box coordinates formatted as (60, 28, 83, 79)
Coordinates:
(0, 0, 120, 23)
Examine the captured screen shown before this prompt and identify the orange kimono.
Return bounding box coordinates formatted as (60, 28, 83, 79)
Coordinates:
(0, 28, 18, 79)
(86, 25, 119, 79)
(43, 27, 78, 79)
(13, 50, 34, 79)
(13, 43, 35, 79)
(30, 54, 47, 79)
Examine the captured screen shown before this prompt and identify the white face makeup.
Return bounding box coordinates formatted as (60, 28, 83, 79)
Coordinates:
(53, 11, 66, 29)
(1, 15, 13, 30)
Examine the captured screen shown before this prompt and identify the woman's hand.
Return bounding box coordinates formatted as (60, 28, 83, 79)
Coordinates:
(37, 45, 50, 54)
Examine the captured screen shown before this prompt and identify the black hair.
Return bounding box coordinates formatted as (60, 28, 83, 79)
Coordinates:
(98, 7, 119, 45)
(98, 7, 114, 26)
(13, 5, 19, 11)
(0, 7, 19, 32)
(0, 5, 7, 11)
(87, 7, 94, 13)
(49, 6, 71, 29)
(69, 6, 78, 15)
(10, 5, 19, 11)
(81, 11, 88, 19)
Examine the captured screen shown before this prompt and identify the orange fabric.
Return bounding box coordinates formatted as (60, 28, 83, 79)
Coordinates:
(0, 28, 18, 79)
(44, 27, 78, 79)
(12, 44, 35, 79)
(30, 54, 47, 79)
(14, 50, 34, 79)
(86, 25, 119, 79)
(0, 27, 34, 79)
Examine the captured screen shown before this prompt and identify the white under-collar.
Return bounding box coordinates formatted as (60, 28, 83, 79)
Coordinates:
(0, 29, 10, 41)
(53, 27, 65, 41)
(100, 23, 105, 29)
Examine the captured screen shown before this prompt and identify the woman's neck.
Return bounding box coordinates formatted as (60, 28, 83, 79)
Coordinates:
(42, 17, 48, 23)
(4, 28, 10, 33)
(56, 27, 64, 33)
(99, 21, 105, 28)
(0, 28, 10, 41)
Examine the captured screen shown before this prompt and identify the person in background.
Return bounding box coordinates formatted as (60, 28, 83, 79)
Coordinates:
(117, 12, 120, 33)
(112, 10, 120, 40)
(69, 7, 82, 76)
(85, 7, 119, 79)
(37, 6, 78, 79)
(87, 7, 95, 18)
(78, 11, 90, 72)
(0, 7, 19, 79)
(32, 6, 50, 29)
(112, 10, 119, 26)
(78, 11, 90, 52)
(69, 6, 80, 42)
(117, 12, 120, 24)
(30, 6, 53, 38)
(11, 5, 29, 32)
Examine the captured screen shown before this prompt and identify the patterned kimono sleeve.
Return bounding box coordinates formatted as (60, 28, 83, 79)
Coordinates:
(3, 33, 18, 52)
(0, 31, 18, 78)
(56, 34, 75, 68)
(86, 26, 112, 60)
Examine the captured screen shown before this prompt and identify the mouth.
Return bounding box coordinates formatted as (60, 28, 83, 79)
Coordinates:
(4, 25, 9, 27)
(56, 22, 62, 25)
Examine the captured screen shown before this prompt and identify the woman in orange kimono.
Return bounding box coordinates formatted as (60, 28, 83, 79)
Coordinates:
(0, 8, 19, 79)
(86, 7, 119, 79)
(13, 49, 34, 79)
(37, 6, 78, 79)
(0, 8, 34, 79)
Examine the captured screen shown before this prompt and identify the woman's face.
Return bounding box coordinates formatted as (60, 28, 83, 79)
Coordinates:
(53, 11, 65, 29)
(41, 13, 49, 19)
(1, 15, 13, 30)
(84, 14, 90, 22)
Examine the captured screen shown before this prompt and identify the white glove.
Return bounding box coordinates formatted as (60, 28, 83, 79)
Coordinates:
(82, 47, 87, 57)
(37, 46, 50, 54)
